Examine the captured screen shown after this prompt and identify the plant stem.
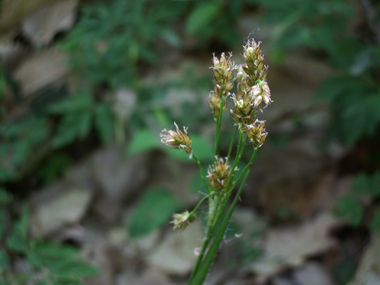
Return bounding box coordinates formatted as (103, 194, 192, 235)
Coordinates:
(189, 132, 248, 282)
(214, 97, 226, 157)
(191, 192, 216, 215)
(227, 126, 238, 158)
(192, 154, 211, 194)
(189, 160, 253, 285)
(227, 149, 257, 195)
(210, 148, 256, 235)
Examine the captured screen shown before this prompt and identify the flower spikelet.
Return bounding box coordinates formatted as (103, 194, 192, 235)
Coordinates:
(160, 122, 192, 157)
(209, 92, 226, 118)
(244, 120, 268, 149)
(210, 53, 236, 98)
(242, 39, 268, 83)
(250, 81, 272, 111)
(207, 156, 233, 191)
(171, 211, 196, 230)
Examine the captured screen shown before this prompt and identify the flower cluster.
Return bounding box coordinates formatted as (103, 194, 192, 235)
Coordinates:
(229, 38, 272, 147)
(160, 38, 272, 231)
(160, 122, 192, 158)
(207, 156, 234, 191)
(209, 53, 236, 118)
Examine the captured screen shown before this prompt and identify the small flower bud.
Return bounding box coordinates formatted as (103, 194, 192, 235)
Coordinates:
(207, 156, 234, 191)
(160, 122, 192, 157)
(171, 211, 196, 230)
(209, 92, 226, 118)
(244, 120, 268, 148)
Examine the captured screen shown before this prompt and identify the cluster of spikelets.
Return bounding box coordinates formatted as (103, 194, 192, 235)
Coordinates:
(160, 39, 272, 230)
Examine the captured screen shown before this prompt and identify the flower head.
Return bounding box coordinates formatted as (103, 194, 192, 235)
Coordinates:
(210, 52, 236, 98)
(242, 39, 268, 83)
(244, 120, 268, 148)
(250, 81, 272, 111)
(160, 122, 192, 157)
(171, 211, 196, 230)
(207, 156, 234, 191)
(209, 92, 226, 118)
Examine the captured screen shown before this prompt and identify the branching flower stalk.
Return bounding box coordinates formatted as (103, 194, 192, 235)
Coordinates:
(160, 38, 272, 284)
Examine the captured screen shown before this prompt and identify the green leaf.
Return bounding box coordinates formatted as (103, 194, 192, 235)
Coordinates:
(53, 280, 85, 285)
(370, 210, 380, 232)
(0, 73, 7, 99)
(275, 26, 311, 49)
(0, 249, 9, 269)
(313, 76, 367, 102)
(53, 112, 93, 147)
(186, 3, 219, 35)
(341, 93, 380, 146)
(94, 104, 114, 144)
(129, 187, 181, 238)
(48, 92, 93, 114)
(27, 241, 81, 270)
(6, 205, 29, 253)
(352, 172, 380, 199)
(32, 241, 78, 261)
(10, 140, 31, 168)
(127, 129, 161, 155)
(351, 172, 371, 197)
(167, 134, 213, 163)
(334, 196, 364, 227)
(37, 154, 72, 185)
(48, 259, 100, 278)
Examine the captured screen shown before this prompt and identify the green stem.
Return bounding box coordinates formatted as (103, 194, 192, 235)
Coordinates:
(189, 161, 253, 285)
(227, 126, 238, 158)
(189, 227, 213, 281)
(214, 97, 226, 157)
(227, 149, 257, 194)
(192, 154, 211, 194)
(210, 148, 255, 235)
(191, 192, 216, 215)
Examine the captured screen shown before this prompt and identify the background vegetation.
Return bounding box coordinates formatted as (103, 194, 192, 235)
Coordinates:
(1, 0, 380, 284)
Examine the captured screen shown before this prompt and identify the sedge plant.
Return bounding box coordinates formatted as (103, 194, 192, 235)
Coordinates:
(160, 38, 272, 284)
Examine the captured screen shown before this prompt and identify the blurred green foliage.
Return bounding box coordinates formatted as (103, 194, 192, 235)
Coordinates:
(335, 172, 380, 231)
(0, 189, 100, 284)
(254, 0, 380, 147)
(1, 0, 380, 280)
(128, 187, 181, 238)
(61, 0, 255, 89)
(254, 0, 380, 229)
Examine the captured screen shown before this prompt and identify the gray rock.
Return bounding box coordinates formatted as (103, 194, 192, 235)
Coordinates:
(91, 145, 150, 224)
(22, 0, 78, 47)
(294, 262, 335, 285)
(31, 187, 93, 237)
